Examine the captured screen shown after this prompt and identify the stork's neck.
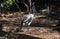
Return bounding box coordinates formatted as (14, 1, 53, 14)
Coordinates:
(30, 2, 36, 15)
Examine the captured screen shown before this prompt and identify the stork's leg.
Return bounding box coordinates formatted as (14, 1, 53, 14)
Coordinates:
(27, 22, 32, 32)
(27, 25, 30, 32)
(19, 24, 23, 32)
(19, 21, 23, 32)
(27, 25, 31, 32)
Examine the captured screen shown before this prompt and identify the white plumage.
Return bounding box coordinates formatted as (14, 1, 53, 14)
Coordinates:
(23, 14, 34, 25)
(21, 14, 34, 31)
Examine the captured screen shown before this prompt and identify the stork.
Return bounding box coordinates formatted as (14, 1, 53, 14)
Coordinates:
(20, 2, 36, 32)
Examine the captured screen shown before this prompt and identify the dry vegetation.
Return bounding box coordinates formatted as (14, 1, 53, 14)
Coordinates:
(0, 12, 60, 39)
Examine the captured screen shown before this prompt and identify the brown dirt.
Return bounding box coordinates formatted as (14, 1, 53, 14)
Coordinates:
(19, 27, 60, 39)
(0, 12, 60, 39)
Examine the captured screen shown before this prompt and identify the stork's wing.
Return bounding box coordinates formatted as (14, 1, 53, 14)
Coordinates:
(22, 16, 27, 22)
(26, 17, 32, 23)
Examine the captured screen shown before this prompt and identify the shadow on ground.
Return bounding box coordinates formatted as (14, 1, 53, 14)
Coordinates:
(18, 34, 42, 39)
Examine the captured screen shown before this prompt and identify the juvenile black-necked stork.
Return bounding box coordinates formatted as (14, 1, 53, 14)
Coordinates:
(20, 2, 36, 32)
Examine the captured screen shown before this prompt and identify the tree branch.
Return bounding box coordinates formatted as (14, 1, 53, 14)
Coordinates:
(23, 2, 29, 12)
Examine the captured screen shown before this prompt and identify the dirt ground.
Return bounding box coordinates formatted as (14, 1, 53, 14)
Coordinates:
(18, 27, 60, 39)
(0, 12, 60, 39)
